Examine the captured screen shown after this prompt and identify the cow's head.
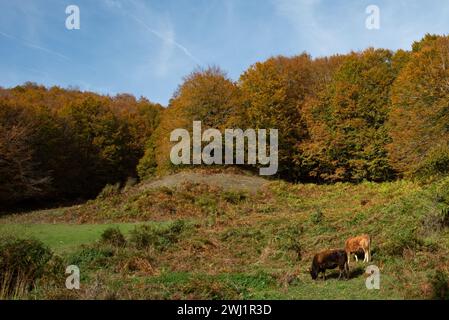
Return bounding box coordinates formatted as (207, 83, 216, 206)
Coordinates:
(309, 266, 318, 280)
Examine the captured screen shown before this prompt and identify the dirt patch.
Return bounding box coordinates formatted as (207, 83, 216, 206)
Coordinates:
(139, 172, 269, 194)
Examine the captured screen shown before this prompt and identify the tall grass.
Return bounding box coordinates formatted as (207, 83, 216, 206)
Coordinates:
(0, 272, 29, 300)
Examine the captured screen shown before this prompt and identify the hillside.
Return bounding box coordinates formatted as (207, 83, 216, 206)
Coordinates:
(1, 171, 449, 299)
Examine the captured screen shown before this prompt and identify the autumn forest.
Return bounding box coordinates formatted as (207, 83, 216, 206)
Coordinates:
(2, 33, 449, 208)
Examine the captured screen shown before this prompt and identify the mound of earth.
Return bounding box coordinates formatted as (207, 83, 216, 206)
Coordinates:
(139, 171, 269, 194)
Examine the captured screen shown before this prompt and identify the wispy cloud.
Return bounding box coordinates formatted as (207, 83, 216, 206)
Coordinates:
(102, 0, 201, 67)
(0, 30, 70, 61)
(126, 13, 201, 65)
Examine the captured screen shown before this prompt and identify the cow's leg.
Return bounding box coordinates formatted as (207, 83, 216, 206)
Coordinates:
(354, 254, 358, 262)
(365, 248, 370, 262)
(323, 270, 326, 281)
(338, 266, 344, 280)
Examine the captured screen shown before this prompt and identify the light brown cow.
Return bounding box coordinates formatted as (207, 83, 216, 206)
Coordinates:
(345, 234, 371, 264)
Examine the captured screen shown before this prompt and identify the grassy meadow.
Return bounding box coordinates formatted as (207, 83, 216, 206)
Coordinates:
(1, 171, 449, 300)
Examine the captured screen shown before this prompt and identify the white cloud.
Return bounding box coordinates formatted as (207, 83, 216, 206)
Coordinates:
(102, 0, 201, 77)
(0, 30, 70, 61)
(127, 13, 201, 66)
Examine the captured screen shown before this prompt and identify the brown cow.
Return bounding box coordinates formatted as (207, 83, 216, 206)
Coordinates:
(345, 234, 371, 264)
(310, 249, 349, 280)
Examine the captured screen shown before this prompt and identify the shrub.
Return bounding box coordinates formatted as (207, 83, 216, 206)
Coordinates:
(130, 220, 186, 250)
(0, 237, 53, 298)
(415, 146, 449, 179)
(68, 245, 114, 270)
(101, 227, 126, 247)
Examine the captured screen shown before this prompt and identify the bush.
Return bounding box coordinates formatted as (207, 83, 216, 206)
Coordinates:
(68, 245, 114, 270)
(130, 220, 186, 250)
(101, 227, 126, 247)
(0, 237, 53, 297)
(415, 146, 449, 179)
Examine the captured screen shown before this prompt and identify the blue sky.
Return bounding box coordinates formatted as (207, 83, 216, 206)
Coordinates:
(1, 0, 449, 105)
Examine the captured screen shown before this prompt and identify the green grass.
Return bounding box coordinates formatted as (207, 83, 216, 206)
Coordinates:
(0, 223, 142, 253)
(1, 175, 449, 299)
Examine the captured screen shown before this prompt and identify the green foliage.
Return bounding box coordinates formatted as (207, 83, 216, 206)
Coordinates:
(2, 177, 449, 299)
(0, 237, 53, 296)
(100, 227, 127, 247)
(68, 245, 114, 269)
(129, 220, 187, 250)
(137, 135, 158, 179)
(415, 145, 449, 179)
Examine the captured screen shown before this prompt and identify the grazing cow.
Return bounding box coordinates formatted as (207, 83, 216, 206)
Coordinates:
(345, 234, 371, 264)
(310, 249, 349, 280)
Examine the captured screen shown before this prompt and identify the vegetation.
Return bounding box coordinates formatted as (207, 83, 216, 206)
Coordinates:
(0, 175, 449, 299)
(3, 34, 449, 206)
(136, 34, 449, 183)
(2, 34, 449, 300)
(0, 84, 162, 207)
(0, 237, 56, 299)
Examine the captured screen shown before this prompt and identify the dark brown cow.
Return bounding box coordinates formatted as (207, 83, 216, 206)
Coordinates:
(310, 249, 349, 280)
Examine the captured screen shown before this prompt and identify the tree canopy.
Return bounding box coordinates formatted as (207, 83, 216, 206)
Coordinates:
(3, 34, 449, 207)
